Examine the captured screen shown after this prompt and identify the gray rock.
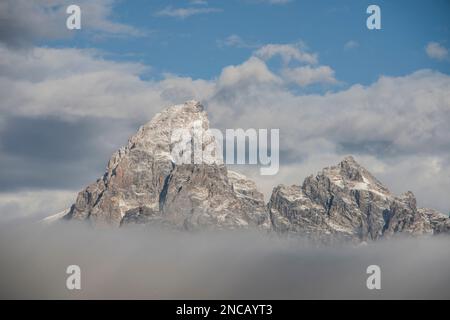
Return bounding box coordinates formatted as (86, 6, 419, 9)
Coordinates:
(419, 208, 450, 234)
(268, 156, 448, 242)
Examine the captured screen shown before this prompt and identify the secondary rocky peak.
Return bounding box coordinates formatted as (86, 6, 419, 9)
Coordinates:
(309, 156, 391, 200)
(269, 156, 447, 243)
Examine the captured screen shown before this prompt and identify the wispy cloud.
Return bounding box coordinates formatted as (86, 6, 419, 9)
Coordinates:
(254, 0, 293, 4)
(254, 43, 318, 64)
(344, 40, 359, 50)
(156, 6, 222, 19)
(425, 42, 449, 61)
(217, 35, 259, 49)
(189, 0, 209, 5)
(268, 0, 292, 3)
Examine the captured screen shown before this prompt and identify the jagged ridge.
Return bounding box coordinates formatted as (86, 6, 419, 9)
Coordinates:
(268, 156, 449, 242)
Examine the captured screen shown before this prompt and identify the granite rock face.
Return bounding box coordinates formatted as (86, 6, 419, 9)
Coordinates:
(268, 156, 448, 242)
(65, 101, 270, 230)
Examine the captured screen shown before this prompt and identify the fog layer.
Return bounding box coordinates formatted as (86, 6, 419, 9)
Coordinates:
(0, 222, 449, 299)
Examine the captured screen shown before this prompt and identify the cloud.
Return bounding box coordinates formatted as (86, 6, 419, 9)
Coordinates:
(250, 42, 337, 87)
(0, 46, 146, 82)
(0, 115, 139, 193)
(78, 0, 146, 37)
(0, 45, 214, 120)
(254, 0, 293, 4)
(189, 0, 209, 5)
(425, 42, 449, 61)
(209, 69, 450, 161)
(156, 6, 222, 19)
(0, 0, 144, 48)
(0, 0, 68, 47)
(0, 190, 75, 223)
(268, 0, 292, 3)
(217, 34, 259, 49)
(344, 40, 359, 50)
(254, 43, 318, 64)
(0, 224, 449, 299)
(281, 65, 337, 86)
(217, 57, 281, 88)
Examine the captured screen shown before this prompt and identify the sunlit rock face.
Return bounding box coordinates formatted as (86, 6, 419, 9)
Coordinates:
(65, 101, 270, 230)
(268, 156, 447, 243)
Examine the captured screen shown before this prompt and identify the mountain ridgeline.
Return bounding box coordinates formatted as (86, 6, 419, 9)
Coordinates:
(62, 101, 449, 243)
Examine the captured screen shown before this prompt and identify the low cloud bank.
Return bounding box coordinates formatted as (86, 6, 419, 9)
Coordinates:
(0, 222, 449, 299)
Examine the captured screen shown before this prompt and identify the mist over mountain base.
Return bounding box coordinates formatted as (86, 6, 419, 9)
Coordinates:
(0, 222, 449, 299)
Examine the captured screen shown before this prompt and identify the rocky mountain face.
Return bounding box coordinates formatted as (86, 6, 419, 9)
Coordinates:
(64, 101, 270, 230)
(268, 156, 449, 242)
(63, 100, 449, 242)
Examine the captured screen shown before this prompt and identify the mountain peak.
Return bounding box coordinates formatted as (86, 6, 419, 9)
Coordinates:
(341, 155, 358, 164)
(64, 101, 269, 229)
(337, 156, 364, 180)
(184, 99, 203, 111)
(127, 100, 210, 155)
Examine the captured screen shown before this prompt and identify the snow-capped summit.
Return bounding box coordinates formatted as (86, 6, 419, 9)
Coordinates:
(64, 101, 269, 230)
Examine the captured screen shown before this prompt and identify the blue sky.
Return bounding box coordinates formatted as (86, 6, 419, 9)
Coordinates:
(45, 0, 450, 87)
